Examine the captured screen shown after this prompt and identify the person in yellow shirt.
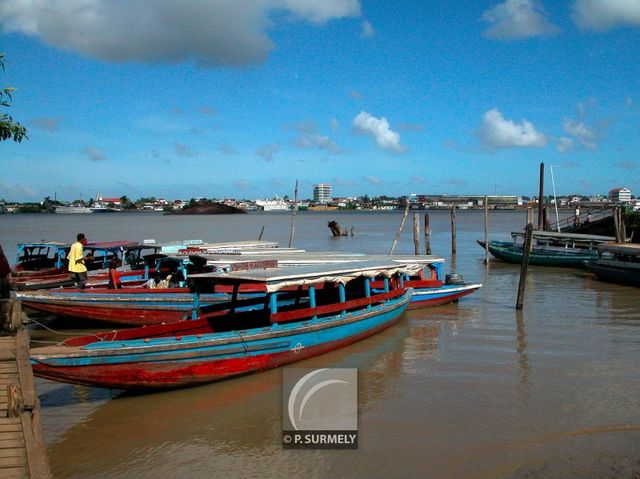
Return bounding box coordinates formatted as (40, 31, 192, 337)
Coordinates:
(68, 233, 92, 289)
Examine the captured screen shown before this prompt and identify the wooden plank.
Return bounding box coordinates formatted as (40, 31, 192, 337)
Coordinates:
(0, 466, 28, 478)
(0, 418, 21, 426)
(0, 448, 26, 458)
(0, 352, 16, 362)
(0, 431, 23, 441)
(0, 423, 22, 433)
(15, 329, 36, 410)
(21, 410, 52, 478)
(0, 456, 27, 467)
(0, 439, 26, 449)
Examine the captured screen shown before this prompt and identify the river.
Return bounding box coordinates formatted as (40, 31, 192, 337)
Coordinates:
(1, 210, 639, 478)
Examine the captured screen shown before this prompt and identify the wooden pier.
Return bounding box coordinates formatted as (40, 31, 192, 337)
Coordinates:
(0, 300, 51, 478)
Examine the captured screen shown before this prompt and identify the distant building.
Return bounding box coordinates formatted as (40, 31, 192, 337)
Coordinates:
(608, 187, 632, 203)
(313, 183, 332, 203)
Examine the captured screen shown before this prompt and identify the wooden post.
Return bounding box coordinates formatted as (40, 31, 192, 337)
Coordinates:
(537, 162, 545, 230)
(413, 213, 420, 255)
(613, 207, 621, 242)
(257, 225, 265, 241)
(389, 199, 410, 255)
(424, 212, 432, 255)
(484, 196, 489, 265)
(288, 179, 298, 248)
(450, 206, 457, 256)
(516, 223, 534, 310)
(1, 299, 25, 333)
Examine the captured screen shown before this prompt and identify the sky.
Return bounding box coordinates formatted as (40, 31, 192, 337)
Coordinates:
(1, 0, 639, 202)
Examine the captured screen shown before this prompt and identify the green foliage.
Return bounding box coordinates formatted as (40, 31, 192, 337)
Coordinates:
(1, 53, 28, 143)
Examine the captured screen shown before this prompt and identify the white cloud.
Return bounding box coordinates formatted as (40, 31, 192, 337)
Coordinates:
(361, 20, 375, 37)
(0, 0, 360, 67)
(556, 137, 574, 153)
(477, 108, 547, 149)
(482, 0, 559, 39)
(572, 0, 640, 31)
(353, 111, 405, 153)
(293, 122, 342, 154)
(563, 119, 597, 149)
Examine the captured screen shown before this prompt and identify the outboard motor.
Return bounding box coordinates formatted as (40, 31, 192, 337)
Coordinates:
(445, 272, 465, 285)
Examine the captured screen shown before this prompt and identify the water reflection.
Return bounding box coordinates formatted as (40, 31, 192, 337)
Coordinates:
(45, 317, 445, 478)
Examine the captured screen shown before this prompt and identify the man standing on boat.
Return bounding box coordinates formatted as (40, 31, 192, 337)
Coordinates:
(68, 233, 92, 289)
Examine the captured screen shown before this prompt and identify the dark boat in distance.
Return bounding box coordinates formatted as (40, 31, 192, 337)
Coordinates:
(479, 230, 615, 267)
(165, 201, 246, 215)
(585, 243, 640, 287)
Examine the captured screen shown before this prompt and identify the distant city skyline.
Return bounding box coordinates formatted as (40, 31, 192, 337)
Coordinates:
(1, 1, 639, 201)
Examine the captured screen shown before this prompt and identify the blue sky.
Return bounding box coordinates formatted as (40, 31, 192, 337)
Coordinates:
(1, 0, 639, 202)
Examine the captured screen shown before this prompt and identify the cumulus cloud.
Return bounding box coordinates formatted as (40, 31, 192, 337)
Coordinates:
(477, 108, 547, 149)
(82, 146, 106, 161)
(353, 111, 405, 153)
(562, 119, 597, 149)
(572, 0, 640, 31)
(31, 117, 60, 132)
(256, 143, 280, 162)
(556, 136, 574, 153)
(482, 0, 559, 39)
(293, 122, 342, 154)
(0, 0, 360, 67)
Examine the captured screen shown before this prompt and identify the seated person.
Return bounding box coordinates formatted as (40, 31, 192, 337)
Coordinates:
(144, 272, 168, 289)
(108, 258, 122, 289)
(168, 270, 185, 288)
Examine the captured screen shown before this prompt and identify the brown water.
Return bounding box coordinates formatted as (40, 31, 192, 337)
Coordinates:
(2, 210, 639, 478)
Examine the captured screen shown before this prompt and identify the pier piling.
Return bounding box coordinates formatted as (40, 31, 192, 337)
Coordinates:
(450, 207, 457, 256)
(483, 196, 489, 265)
(516, 223, 534, 310)
(413, 213, 420, 255)
(424, 213, 432, 255)
(389, 200, 410, 255)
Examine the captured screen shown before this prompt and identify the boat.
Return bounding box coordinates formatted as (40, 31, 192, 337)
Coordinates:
(50, 205, 92, 214)
(479, 231, 615, 267)
(255, 198, 290, 211)
(29, 261, 416, 390)
(584, 243, 640, 287)
(10, 241, 161, 290)
(17, 252, 479, 325)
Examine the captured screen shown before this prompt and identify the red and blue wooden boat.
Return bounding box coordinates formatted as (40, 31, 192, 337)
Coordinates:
(9, 241, 161, 290)
(30, 261, 415, 390)
(18, 254, 479, 326)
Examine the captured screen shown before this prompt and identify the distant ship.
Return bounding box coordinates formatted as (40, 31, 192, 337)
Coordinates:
(255, 198, 290, 211)
(50, 205, 93, 214)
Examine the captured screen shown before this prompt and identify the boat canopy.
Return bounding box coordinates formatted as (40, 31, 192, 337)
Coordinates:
(185, 252, 444, 268)
(596, 243, 640, 256)
(190, 260, 425, 293)
(511, 231, 615, 243)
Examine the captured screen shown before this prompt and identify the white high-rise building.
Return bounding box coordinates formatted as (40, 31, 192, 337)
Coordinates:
(313, 183, 332, 203)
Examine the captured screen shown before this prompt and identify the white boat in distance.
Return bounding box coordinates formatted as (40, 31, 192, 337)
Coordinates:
(255, 198, 290, 211)
(51, 205, 93, 214)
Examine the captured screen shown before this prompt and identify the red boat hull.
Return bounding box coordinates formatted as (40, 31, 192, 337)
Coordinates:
(32, 317, 400, 389)
(22, 301, 191, 326)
